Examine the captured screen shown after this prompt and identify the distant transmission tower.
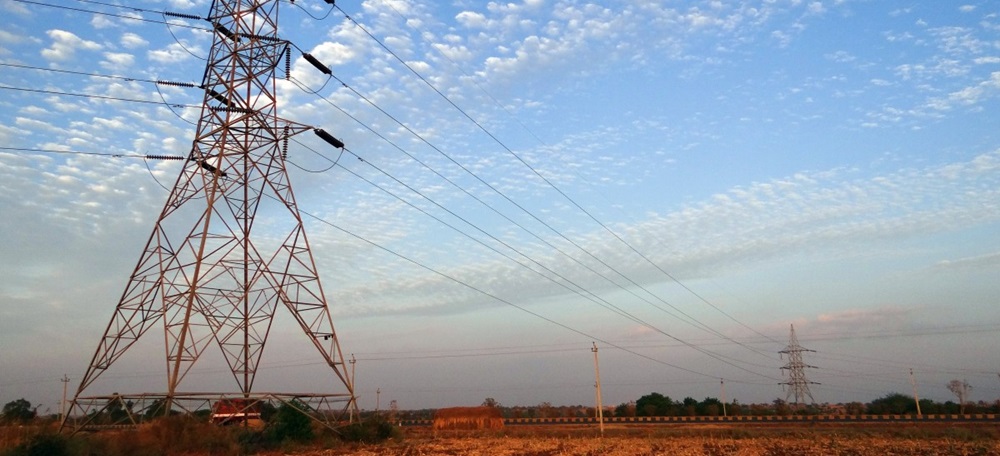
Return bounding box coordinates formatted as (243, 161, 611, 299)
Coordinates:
(64, 0, 354, 430)
(779, 324, 818, 404)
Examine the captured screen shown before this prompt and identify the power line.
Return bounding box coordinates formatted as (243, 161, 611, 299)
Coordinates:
(3, 22, 762, 375)
(333, 4, 778, 357)
(288, 0, 335, 21)
(293, 201, 772, 382)
(0, 62, 185, 85)
(289, 139, 779, 378)
(0, 84, 200, 109)
(368, 0, 780, 348)
(72, 0, 184, 17)
(14, 0, 211, 31)
(288, 72, 734, 342)
(0, 146, 184, 160)
(292, 64, 776, 364)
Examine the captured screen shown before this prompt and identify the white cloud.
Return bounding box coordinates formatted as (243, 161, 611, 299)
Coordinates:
(934, 251, 1000, 270)
(816, 306, 910, 325)
(322, 148, 1000, 317)
(455, 11, 487, 28)
(771, 29, 792, 47)
(120, 32, 148, 49)
(431, 41, 472, 62)
(1, 0, 30, 15)
(40, 29, 102, 62)
(90, 14, 115, 29)
(925, 71, 1000, 111)
(0, 29, 27, 44)
(101, 52, 135, 70)
(147, 43, 195, 64)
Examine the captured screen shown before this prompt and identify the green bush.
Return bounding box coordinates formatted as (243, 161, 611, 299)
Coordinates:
(4, 433, 70, 456)
(338, 416, 397, 443)
(265, 400, 314, 443)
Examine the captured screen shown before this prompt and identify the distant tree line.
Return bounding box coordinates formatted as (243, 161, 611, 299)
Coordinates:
(6, 389, 1000, 426)
(390, 391, 1000, 421)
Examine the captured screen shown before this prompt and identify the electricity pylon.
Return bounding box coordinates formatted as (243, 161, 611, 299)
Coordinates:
(779, 324, 818, 404)
(64, 0, 354, 429)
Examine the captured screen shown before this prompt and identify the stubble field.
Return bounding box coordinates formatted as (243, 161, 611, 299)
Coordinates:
(287, 424, 1000, 456)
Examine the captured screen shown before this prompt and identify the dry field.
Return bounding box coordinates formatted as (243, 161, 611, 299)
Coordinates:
(286, 424, 1000, 456)
(4, 421, 998, 455)
(291, 436, 999, 456)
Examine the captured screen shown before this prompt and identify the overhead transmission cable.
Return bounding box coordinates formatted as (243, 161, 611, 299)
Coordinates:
(0, 63, 194, 86)
(290, 32, 776, 360)
(0, 146, 184, 161)
(285, 70, 726, 348)
(289, 195, 770, 383)
(0, 62, 247, 125)
(9, 5, 747, 362)
(332, 5, 776, 356)
(14, 0, 211, 31)
(288, 0, 336, 21)
(216, 130, 773, 382)
(282, 69, 744, 357)
(292, 138, 778, 376)
(249, 178, 735, 381)
(374, 0, 548, 147)
(283, 60, 775, 360)
(0, 85, 200, 109)
(285, 69, 713, 329)
(13, 0, 777, 376)
(336, 3, 786, 348)
(29, 0, 772, 356)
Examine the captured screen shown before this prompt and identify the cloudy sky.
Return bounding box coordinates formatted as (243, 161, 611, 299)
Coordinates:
(1, 0, 999, 414)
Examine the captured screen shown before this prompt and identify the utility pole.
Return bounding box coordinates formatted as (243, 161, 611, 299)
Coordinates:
(591, 342, 604, 436)
(909, 369, 921, 416)
(961, 379, 971, 414)
(350, 354, 357, 423)
(720, 379, 727, 417)
(60, 375, 70, 422)
(376, 388, 381, 413)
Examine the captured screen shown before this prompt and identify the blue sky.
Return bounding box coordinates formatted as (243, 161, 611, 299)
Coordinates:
(1, 0, 999, 414)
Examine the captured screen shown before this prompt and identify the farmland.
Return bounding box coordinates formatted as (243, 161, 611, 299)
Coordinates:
(297, 423, 999, 456)
(4, 419, 999, 455)
(298, 437, 996, 456)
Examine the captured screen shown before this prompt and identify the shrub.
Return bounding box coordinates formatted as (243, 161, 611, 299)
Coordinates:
(3, 433, 70, 456)
(339, 416, 397, 443)
(265, 400, 314, 443)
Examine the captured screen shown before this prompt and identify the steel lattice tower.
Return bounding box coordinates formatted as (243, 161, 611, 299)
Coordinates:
(779, 324, 818, 404)
(64, 0, 354, 429)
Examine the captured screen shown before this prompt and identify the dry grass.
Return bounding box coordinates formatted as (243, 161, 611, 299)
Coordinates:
(288, 435, 1000, 456)
(287, 423, 1000, 456)
(4, 420, 997, 456)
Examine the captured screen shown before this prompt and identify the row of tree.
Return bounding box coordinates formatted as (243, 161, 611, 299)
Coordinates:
(394, 392, 1000, 421)
(628, 392, 1000, 417)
